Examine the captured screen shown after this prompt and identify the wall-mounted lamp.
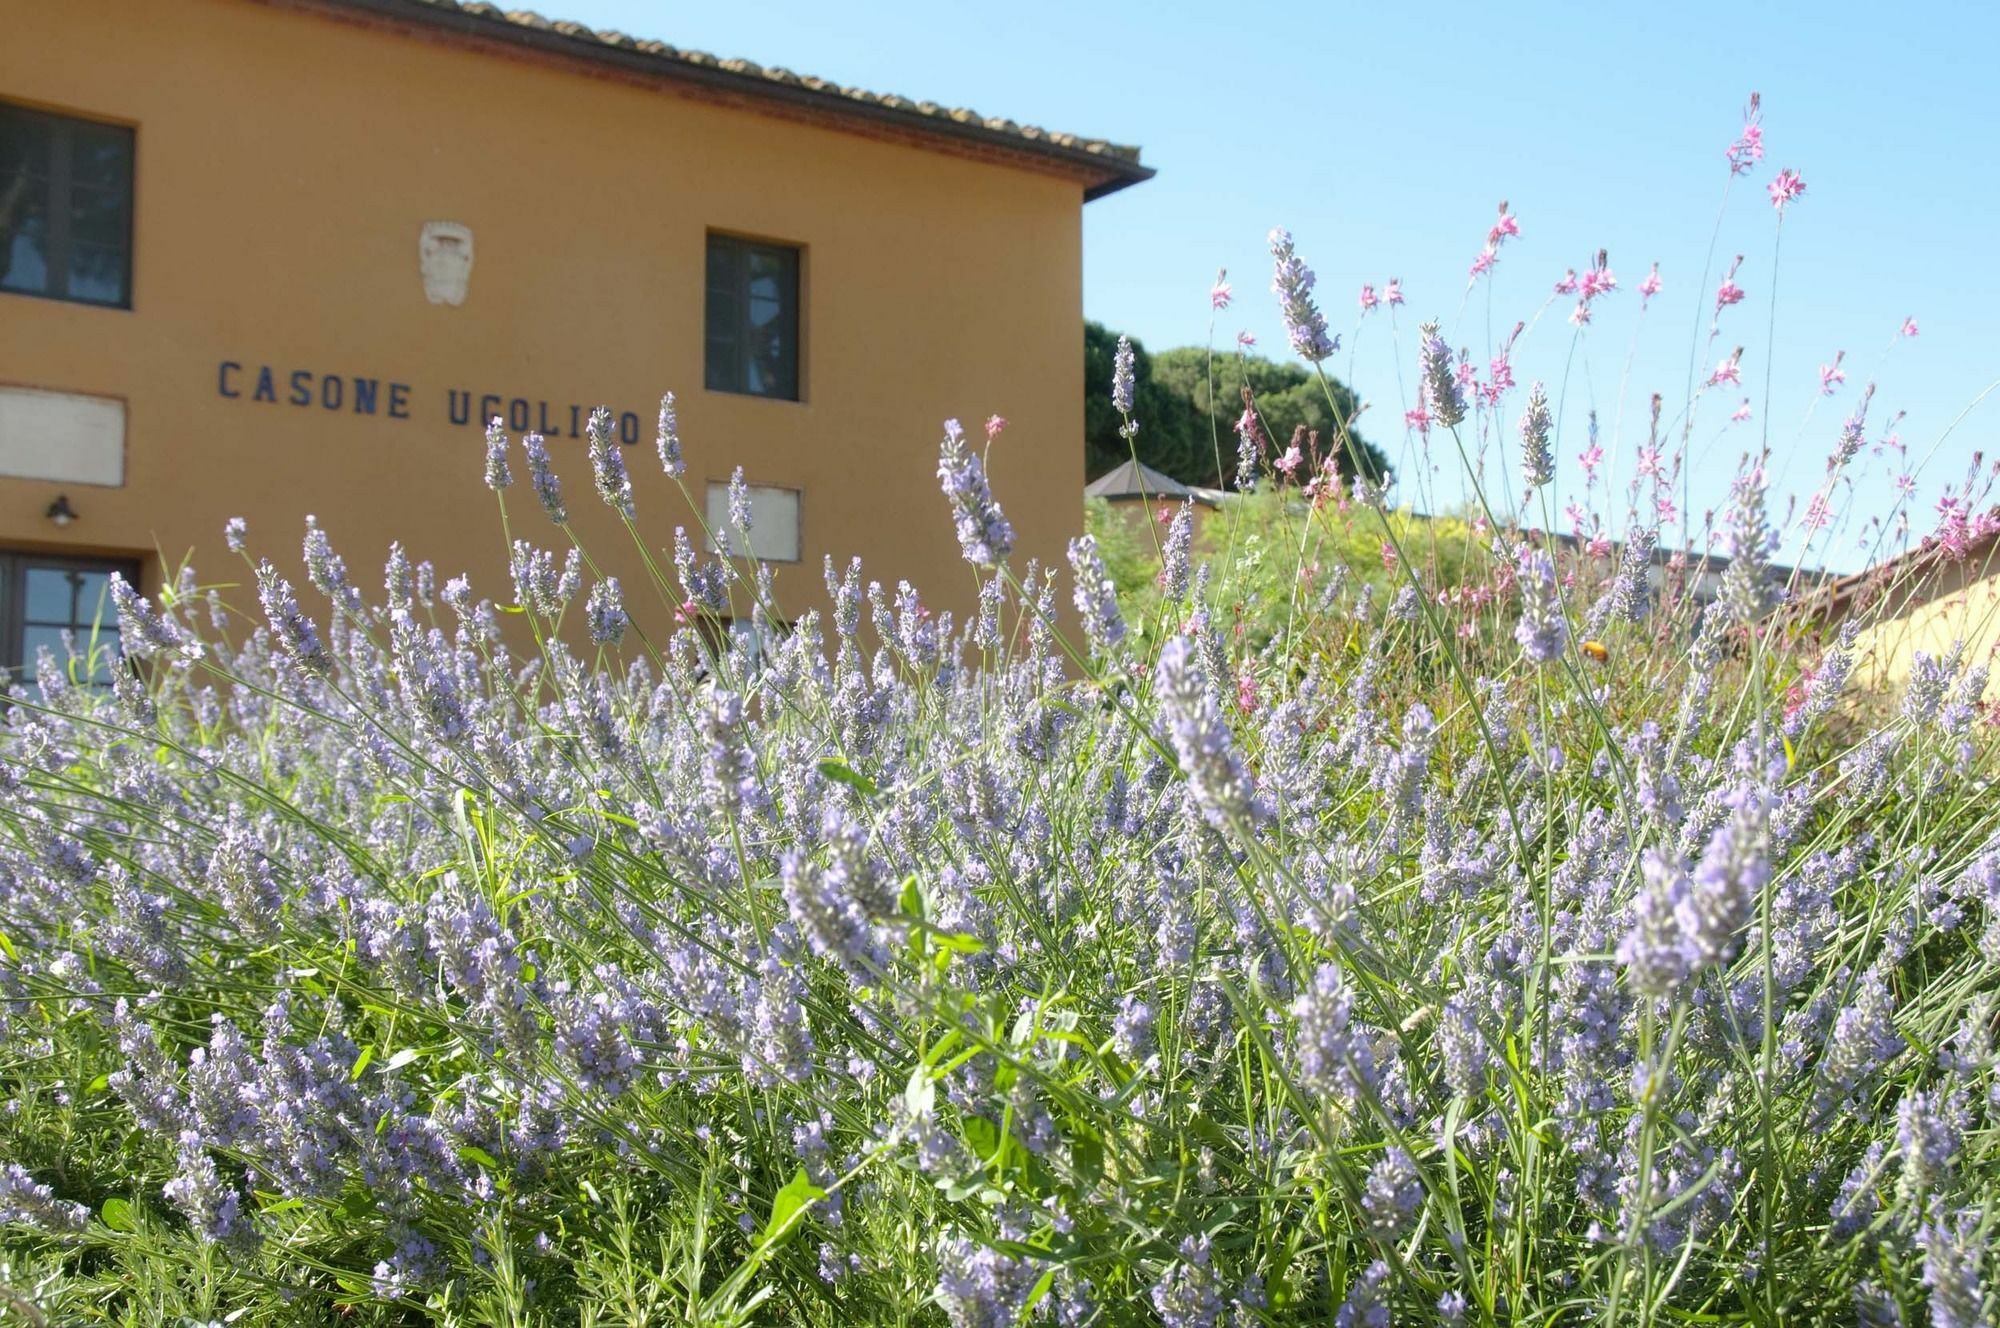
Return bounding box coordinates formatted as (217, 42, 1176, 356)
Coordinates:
(45, 495, 77, 527)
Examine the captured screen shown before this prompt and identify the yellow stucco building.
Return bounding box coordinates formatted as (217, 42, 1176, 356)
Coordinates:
(0, 0, 1149, 675)
(1806, 532, 2000, 688)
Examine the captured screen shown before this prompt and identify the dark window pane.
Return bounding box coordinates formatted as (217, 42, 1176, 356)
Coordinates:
(72, 570, 115, 626)
(2, 226, 49, 294)
(6, 556, 135, 686)
(66, 242, 125, 304)
(24, 566, 78, 621)
(0, 102, 131, 307)
(704, 234, 799, 400)
(69, 124, 129, 189)
(21, 624, 71, 673)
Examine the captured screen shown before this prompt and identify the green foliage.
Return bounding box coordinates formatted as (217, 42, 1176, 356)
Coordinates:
(1084, 321, 1388, 488)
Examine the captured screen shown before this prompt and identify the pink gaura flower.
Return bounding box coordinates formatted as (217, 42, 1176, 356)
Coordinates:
(1709, 350, 1743, 387)
(1639, 262, 1663, 308)
(1655, 493, 1680, 523)
(1404, 406, 1432, 434)
(1895, 473, 1917, 496)
(1236, 330, 1257, 350)
(1553, 268, 1580, 296)
(1803, 492, 1832, 531)
(1384, 278, 1404, 306)
(1358, 284, 1379, 314)
(1578, 441, 1605, 481)
(1768, 168, 1806, 210)
(1902, 317, 1920, 337)
(1211, 270, 1233, 311)
(1275, 445, 1304, 475)
(1732, 399, 1753, 422)
(985, 414, 1008, 439)
(1235, 667, 1259, 715)
(1636, 446, 1664, 480)
(1379, 541, 1398, 569)
(1471, 203, 1518, 281)
(1727, 92, 1764, 175)
(1715, 256, 1747, 315)
(1819, 352, 1846, 396)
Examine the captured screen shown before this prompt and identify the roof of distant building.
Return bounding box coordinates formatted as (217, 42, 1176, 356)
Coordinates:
(1784, 510, 2000, 629)
(1085, 460, 1225, 507)
(310, 0, 1153, 200)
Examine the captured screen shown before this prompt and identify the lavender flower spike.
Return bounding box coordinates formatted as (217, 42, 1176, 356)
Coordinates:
(586, 406, 634, 520)
(522, 431, 567, 525)
(1420, 321, 1467, 428)
(1269, 228, 1338, 362)
(1514, 549, 1567, 665)
(255, 561, 331, 677)
(1067, 534, 1125, 656)
(1156, 634, 1251, 826)
(1519, 382, 1554, 489)
(937, 419, 1014, 568)
(483, 416, 513, 490)
(1111, 334, 1138, 440)
(656, 391, 685, 477)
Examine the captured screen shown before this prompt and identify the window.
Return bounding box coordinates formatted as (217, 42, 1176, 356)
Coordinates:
(0, 102, 134, 308)
(0, 552, 137, 687)
(704, 481, 801, 562)
(705, 234, 800, 400)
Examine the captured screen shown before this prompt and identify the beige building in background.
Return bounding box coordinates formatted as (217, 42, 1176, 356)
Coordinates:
(0, 0, 1150, 677)
(1804, 530, 2000, 686)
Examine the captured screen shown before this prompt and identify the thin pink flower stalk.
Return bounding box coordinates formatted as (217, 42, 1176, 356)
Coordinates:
(1819, 352, 1847, 396)
(1768, 168, 1805, 211)
(1478, 321, 1524, 408)
(1470, 201, 1520, 281)
(1727, 92, 1764, 175)
(1211, 270, 1232, 311)
(1358, 284, 1379, 314)
(1713, 255, 1747, 333)
(1639, 262, 1663, 309)
(1569, 250, 1618, 325)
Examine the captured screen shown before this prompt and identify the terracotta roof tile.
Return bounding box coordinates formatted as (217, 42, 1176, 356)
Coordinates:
(328, 0, 1150, 196)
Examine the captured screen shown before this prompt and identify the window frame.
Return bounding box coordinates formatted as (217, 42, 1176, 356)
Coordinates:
(703, 231, 803, 402)
(0, 99, 136, 310)
(0, 550, 141, 687)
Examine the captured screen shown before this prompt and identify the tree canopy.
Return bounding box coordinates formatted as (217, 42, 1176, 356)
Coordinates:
(1084, 321, 1387, 489)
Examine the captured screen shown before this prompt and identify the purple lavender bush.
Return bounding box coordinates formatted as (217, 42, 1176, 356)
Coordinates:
(1, 94, 1996, 1326)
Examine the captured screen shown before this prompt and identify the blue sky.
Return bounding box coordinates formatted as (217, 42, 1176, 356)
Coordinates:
(562, 0, 1998, 572)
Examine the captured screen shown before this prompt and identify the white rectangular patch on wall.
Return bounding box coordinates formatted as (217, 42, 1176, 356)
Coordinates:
(705, 481, 800, 563)
(0, 387, 126, 486)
